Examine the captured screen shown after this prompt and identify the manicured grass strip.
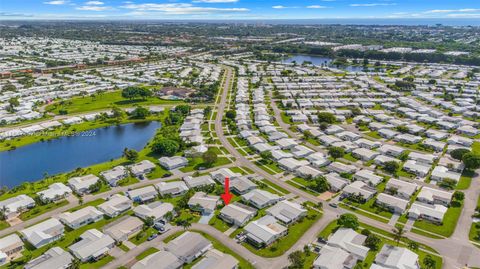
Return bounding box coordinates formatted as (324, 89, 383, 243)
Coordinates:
(457, 170, 474, 190)
(208, 213, 232, 233)
(339, 203, 390, 223)
(20, 200, 69, 221)
(70, 198, 105, 212)
(261, 180, 290, 195)
(136, 247, 159, 260)
(118, 243, 130, 252)
(79, 255, 114, 269)
(130, 227, 159, 245)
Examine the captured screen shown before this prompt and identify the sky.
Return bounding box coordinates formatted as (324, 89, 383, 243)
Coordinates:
(1, 0, 480, 20)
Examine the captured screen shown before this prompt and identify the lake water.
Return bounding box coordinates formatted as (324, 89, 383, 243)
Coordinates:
(0, 121, 161, 188)
(282, 55, 385, 72)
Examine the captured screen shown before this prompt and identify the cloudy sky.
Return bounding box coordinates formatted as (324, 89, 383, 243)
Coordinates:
(1, 0, 480, 20)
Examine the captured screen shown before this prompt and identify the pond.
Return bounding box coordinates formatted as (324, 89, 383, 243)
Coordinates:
(0, 121, 161, 188)
(282, 54, 385, 72)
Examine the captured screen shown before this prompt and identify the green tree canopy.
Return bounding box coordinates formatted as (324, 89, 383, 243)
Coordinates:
(338, 213, 359, 230)
(151, 139, 180, 156)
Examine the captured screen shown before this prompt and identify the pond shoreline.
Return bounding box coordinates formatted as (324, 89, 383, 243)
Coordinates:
(0, 121, 161, 187)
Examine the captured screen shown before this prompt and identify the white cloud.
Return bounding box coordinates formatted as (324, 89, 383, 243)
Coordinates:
(43, 0, 68, 4)
(350, 3, 396, 7)
(121, 3, 249, 15)
(76, 5, 110, 11)
(272, 5, 286, 9)
(85, 1, 104, 5)
(424, 8, 480, 14)
(446, 13, 480, 18)
(306, 5, 327, 9)
(192, 0, 239, 3)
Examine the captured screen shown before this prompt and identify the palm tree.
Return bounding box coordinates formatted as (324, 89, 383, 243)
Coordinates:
(181, 220, 192, 230)
(392, 226, 405, 246)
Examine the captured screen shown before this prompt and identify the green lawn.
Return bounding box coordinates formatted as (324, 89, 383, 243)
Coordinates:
(70, 198, 105, 212)
(343, 153, 359, 162)
(256, 159, 284, 173)
(0, 221, 9, 231)
(208, 212, 232, 232)
(79, 255, 114, 269)
(413, 199, 463, 237)
(468, 195, 480, 246)
(260, 180, 290, 195)
(457, 170, 474, 190)
(365, 131, 382, 139)
(118, 243, 130, 252)
(339, 203, 390, 223)
(19, 200, 69, 221)
(135, 247, 159, 260)
(193, 231, 255, 269)
(45, 90, 186, 115)
(130, 227, 158, 245)
(179, 156, 231, 172)
(242, 210, 321, 257)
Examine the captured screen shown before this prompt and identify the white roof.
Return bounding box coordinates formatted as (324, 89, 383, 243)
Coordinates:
(0, 194, 35, 214)
(68, 229, 114, 260)
(133, 201, 174, 220)
(244, 215, 287, 244)
(37, 183, 72, 200)
(20, 218, 64, 247)
(97, 194, 132, 216)
(328, 228, 369, 259)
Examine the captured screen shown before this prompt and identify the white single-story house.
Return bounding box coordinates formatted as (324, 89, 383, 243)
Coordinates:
(129, 160, 156, 177)
(126, 186, 158, 203)
(0, 194, 35, 219)
(24, 247, 73, 269)
(103, 216, 144, 242)
(97, 194, 132, 218)
(183, 175, 216, 189)
(133, 201, 174, 222)
(68, 229, 115, 262)
(354, 169, 383, 186)
(417, 187, 452, 206)
(20, 218, 64, 249)
(165, 231, 212, 264)
(241, 189, 281, 209)
(374, 244, 420, 269)
(188, 192, 220, 214)
(408, 202, 447, 223)
(385, 178, 418, 200)
(244, 215, 287, 247)
(58, 206, 104, 229)
(219, 203, 257, 227)
(325, 172, 349, 192)
(37, 183, 72, 203)
(375, 193, 409, 214)
(155, 181, 189, 197)
(159, 156, 189, 170)
(100, 166, 128, 186)
(266, 200, 307, 225)
(68, 174, 99, 195)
